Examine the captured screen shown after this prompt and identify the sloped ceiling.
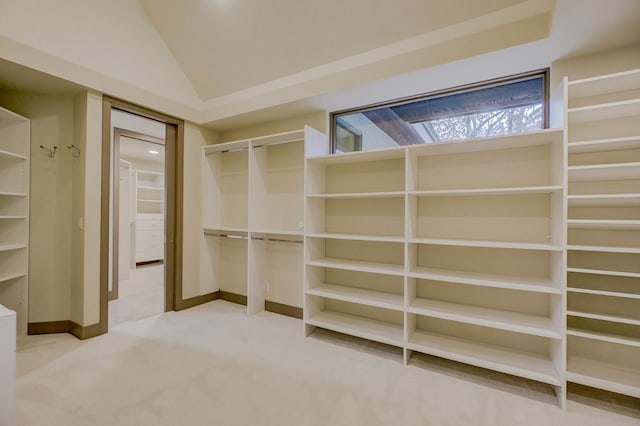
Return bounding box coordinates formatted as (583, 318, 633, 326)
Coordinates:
(140, 0, 538, 100)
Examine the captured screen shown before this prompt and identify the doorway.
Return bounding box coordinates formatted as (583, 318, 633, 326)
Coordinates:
(109, 127, 166, 327)
(100, 98, 184, 334)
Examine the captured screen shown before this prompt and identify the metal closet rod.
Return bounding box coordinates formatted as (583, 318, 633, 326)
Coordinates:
(251, 236, 303, 244)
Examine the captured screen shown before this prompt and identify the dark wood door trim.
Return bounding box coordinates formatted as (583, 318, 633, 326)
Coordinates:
(101, 96, 184, 335)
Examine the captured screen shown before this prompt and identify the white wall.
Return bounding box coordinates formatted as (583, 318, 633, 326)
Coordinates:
(0, 91, 74, 323)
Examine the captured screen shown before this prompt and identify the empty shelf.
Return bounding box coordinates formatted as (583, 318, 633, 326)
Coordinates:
(0, 243, 27, 252)
(410, 186, 562, 197)
(568, 287, 640, 300)
(567, 268, 640, 279)
(408, 266, 560, 294)
(411, 238, 562, 251)
(306, 311, 403, 347)
(306, 191, 405, 199)
(567, 356, 640, 398)
(568, 162, 640, 181)
(0, 149, 27, 160)
(568, 194, 640, 207)
(568, 136, 640, 154)
(409, 299, 560, 339)
(568, 244, 640, 254)
(306, 257, 404, 276)
(307, 233, 404, 243)
(568, 328, 640, 348)
(567, 310, 640, 326)
(307, 284, 403, 311)
(0, 272, 26, 284)
(408, 330, 561, 386)
(567, 219, 640, 230)
(568, 98, 640, 123)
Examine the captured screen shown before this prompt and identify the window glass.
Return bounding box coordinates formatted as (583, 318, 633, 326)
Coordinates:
(331, 72, 547, 154)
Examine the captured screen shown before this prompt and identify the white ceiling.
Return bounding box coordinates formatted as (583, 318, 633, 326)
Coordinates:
(140, 0, 527, 100)
(119, 136, 165, 165)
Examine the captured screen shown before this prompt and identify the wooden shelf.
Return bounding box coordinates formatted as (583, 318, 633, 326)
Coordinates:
(567, 267, 640, 279)
(567, 310, 640, 326)
(409, 186, 562, 197)
(0, 272, 26, 284)
(408, 266, 560, 294)
(307, 284, 403, 311)
(568, 162, 640, 181)
(408, 329, 561, 386)
(306, 191, 405, 199)
(307, 311, 404, 347)
(567, 219, 640, 230)
(568, 194, 640, 207)
(409, 299, 560, 339)
(568, 99, 640, 124)
(411, 237, 562, 252)
(568, 244, 640, 254)
(568, 328, 640, 348)
(567, 356, 640, 399)
(0, 243, 26, 252)
(307, 232, 405, 243)
(0, 149, 27, 160)
(306, 257, 404, 276)
(568, 287, 640, 300)
(568, 135, 640, 154)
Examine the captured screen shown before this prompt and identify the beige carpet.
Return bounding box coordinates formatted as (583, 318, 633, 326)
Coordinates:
(15, 301, 639, 426)
(108, 263, 164, 328)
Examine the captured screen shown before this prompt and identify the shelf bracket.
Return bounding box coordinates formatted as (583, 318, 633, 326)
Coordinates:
(39, 145, 57, 158)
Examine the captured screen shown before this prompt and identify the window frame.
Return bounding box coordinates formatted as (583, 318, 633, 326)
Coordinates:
(330, 69, 549, 154)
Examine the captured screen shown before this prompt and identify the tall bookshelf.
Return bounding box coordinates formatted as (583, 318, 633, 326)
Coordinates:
(201, 126, 325, 314)
(565, 69, 640, 399)
(0, 106, 30, 337)
(304, 129, 567, 407)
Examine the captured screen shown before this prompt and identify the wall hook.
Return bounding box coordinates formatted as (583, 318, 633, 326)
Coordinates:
(39, 145, 58, 158)
(67, 144, 81, 157)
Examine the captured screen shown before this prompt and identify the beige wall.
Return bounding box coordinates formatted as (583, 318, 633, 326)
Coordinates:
(182, 122, 218, 299)
(0, 91, 74, 323)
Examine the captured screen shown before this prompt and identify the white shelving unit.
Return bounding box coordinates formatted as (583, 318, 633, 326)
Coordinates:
(304, 129, 567, 407)
(135, 170, 164, 263)
(202, 127, 325, 314)
(565, 69, 640, 400)
(0, 106, 29, 338)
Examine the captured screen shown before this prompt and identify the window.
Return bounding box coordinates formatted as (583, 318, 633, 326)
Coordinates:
(331, 70, 548, 154)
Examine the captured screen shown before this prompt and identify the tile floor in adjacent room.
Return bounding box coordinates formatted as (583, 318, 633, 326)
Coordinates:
(15, 300, 640, 426)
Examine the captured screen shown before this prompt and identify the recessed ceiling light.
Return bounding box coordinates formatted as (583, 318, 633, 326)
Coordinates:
(148, 150, 159, 154)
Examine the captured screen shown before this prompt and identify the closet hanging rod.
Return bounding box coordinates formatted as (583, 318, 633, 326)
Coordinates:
(203, 231, 249, 239)
(251, 137, 303, 149)
(251, 236, 303, 244)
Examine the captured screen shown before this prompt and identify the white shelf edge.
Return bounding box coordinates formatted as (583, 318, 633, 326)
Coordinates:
(307, 232, 405, 243)
(409, 185, 563, 196)
(306, 311, 404, 347)
(409, 299, 561, 340)
(0, 191, 28, 197)
(568, 68, 640, 87)
(306, 258, 405, 276)
(137, 185, 163, 190)
(567, 244, 640, 254)
(567, 328, 640, 348)
(568, 135, 640, 152)
(0, 149, 28, 160)
(408, 266, 560, 295)
(567, 357, 640, 399)
(0, 243, 27, 252)
(307, 284, 404, 311)
(567, 219, 640, 230)
(568, 287, 640, 300)
(250, 229, 304, 237)
(137, 199, 164, 203)
(0, 216, 27, 220)
(567, 268, 640, 279)
(408, 330, 561, 386)
(410, 237, 562, 251)
(568, 98, 640, 114)
(306, 191, 405, 199)
(567, 310, 640, 326)
(0, 272, 27, 284)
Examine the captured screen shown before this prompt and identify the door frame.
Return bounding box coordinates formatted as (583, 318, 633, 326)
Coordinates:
(100, 97, 184, 334)
(110, 128, 165, 302)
